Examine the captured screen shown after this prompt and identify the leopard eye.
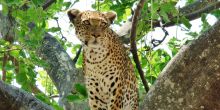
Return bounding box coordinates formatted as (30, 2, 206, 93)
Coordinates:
(100, 22, 107, 27)
(82, 20, 90, 25)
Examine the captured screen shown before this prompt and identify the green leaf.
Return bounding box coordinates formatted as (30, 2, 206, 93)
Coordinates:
(141, 55, 148, 68)
(5, 71, 15, 84)
(186, 32, 198, 38)
(168, 37, 181, 56)
(51, 101, 64, 110)
(2, 4, 8, 15)
(181, 16, 192, 29)
(6, 0, 22, 6)
(152, 2, 160, 13)
(75, 83, 88, 98)
(151, 2, 160, 19)
(47, 27, 61, 32)
(159, 10, 170, 23)
(63, 2, 71, 10)
(32, 0, 45, 6)
(211, 9, 220, 19)
(35, 93, 51, 104)
(4, 61, 14, 71)
(66, 94, 82, 102)
(9, 50, 20, 58)
(16, 70, 27, 84)
(146, 76, 157, 84)
(186, 0, 196, 5)
(0, 39, 9, 45)
(160, 2, 177, 16)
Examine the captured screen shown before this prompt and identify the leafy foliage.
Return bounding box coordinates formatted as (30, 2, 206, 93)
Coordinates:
(92, 0, 135, 23)
(0, 0, 70, 109)
(66, 83, 88, 103)
(211, 9, 220, 19)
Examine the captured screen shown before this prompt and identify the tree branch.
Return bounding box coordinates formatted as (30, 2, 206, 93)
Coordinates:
(38, 34, 87, 109)
(0, 80, 53, 110)
(118, 0, 220, 44)
(55, 18, 67, 40)
(140, 19, 220, 109)
(130, 0, 149, 92)
(2, 53, 8, 81)
(153, 1, 220, 28)
(42, 0, 56, 10)
(72, 45, 82, 65)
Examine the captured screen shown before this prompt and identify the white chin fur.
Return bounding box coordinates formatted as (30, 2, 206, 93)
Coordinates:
(87, 43, 100, 48)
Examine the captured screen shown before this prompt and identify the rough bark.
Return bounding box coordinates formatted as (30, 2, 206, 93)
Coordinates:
(140, 20, 220, 109)
(38, 33, 87, 110)
(0, 80, 53, 110)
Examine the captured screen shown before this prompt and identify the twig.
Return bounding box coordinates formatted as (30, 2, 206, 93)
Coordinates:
(42, 0, 56, 10)
(151, 25, 169, 49)
(72, 45, 82, 65)
(0, 48, 21, 53)
(49, 94, 59, 98)
(55, 18, 67, 41)
(2, 54, 8, 81)
(130, 0, 149, 92)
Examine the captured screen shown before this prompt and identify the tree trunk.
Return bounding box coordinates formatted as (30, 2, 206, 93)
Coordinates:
(140, 20, 220, 110)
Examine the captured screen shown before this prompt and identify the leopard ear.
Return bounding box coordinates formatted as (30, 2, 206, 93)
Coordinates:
(68, 9, 81, 22)
(105, 11, 116, 23)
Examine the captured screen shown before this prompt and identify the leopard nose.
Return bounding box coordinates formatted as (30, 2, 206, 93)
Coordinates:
(91, 33, 101, 38)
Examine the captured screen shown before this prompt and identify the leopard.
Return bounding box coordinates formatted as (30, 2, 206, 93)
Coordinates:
(68, 9, 138, 110)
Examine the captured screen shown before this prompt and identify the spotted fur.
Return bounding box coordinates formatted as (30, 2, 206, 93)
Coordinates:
(68, 9, 138, 110)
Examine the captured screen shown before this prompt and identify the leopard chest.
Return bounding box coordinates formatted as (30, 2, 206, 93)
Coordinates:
(83, 47, 123, 95)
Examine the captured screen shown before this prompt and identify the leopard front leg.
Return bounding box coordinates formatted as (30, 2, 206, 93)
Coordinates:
(88, 93, 108, 110)
(107, 82, 124, 110)
(108, 94, 123, 110)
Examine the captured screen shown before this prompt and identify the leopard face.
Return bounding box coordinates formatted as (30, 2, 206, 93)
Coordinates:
(68, 9, 116, 48)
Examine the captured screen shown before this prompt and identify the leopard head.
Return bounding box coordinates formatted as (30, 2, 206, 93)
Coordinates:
(68, 9, 116, 48)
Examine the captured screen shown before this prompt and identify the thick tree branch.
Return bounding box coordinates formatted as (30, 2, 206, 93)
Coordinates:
(38, 34, 83, 93)
(118, 0, 220, 44)
(0, 80, 53, 110)
(153, 1, 220, 27)
(179, 0, 218, 15)
(130, 0, 149, 92)
(140, 20, 220, 109)
(38, 34, 87, 110)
